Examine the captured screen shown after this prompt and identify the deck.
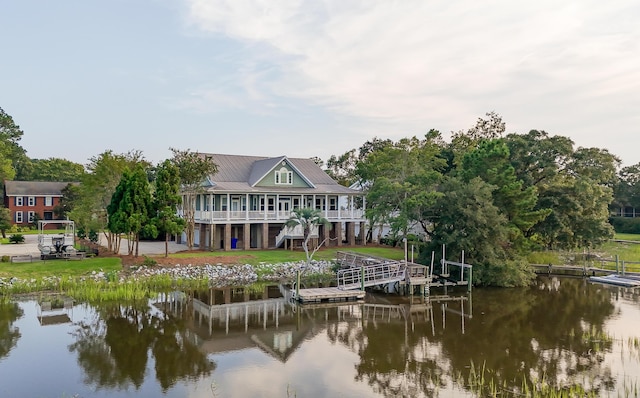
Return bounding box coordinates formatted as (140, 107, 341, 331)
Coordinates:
(295, 287, 365, 303)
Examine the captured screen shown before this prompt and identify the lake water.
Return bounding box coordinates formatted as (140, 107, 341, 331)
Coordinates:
(1, 276, 639, 397)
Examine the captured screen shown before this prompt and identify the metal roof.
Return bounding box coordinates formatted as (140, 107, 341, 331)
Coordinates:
(201, 154, 358, 195)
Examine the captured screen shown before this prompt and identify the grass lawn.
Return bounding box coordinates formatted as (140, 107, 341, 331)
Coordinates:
(167, 246, 406, 265)
(1, 246, 405, 280)
(0, 257, 122, 279)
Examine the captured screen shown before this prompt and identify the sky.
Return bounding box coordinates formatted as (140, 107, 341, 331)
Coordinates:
(1, 0, 639, 167)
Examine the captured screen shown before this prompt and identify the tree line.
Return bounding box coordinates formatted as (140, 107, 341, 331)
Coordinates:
(2, 106, 640, 285)
(325, 113, 622, 286)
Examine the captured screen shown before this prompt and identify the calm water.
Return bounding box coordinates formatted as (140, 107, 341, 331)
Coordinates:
(1, 277, 639, 398)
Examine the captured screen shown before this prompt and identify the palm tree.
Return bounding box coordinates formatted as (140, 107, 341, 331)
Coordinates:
(284, 207, 331, 266)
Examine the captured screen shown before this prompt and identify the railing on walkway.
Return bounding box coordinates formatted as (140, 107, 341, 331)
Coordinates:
(337, 261, 407, 290)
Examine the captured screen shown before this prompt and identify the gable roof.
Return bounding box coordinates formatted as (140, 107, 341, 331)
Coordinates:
(202, 153, 357, 195)
(248, 156, 315, 188)
(3, 181, 76, 196)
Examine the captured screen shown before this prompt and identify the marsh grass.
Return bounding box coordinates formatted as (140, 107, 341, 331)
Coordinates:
(466, 361, 600, 398)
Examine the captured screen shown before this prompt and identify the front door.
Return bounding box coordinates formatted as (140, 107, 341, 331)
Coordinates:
(279, 198, 291, 213)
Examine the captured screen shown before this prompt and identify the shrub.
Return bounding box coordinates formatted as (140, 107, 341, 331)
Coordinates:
(142, 256, 158, 267)
(88, 229, 99, 243)
(9, 234, 25, 244)
(1, 255, 9, 263)
(609, 217, 640, 234)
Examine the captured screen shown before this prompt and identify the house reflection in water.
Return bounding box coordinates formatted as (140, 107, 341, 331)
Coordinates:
(36, 297, 74, 326)
(155, 286, 472, 362)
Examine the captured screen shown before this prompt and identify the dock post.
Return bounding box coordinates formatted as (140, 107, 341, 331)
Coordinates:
(361, 266, 365, 291)
(468, 267, 472, 293)
(622, 261, 626, 275)
(616, 255, 619, 274)
(296, 270, 300, 299)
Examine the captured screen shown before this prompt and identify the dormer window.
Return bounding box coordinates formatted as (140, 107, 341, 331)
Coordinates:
(275, 167, 293, 185)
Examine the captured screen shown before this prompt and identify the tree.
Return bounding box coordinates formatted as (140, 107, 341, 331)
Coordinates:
(613, 162, 640, 214)
(16, 157, 85, 182)
(54, 183, 81, 219)
(0, 107, 27, 185)
(170, 148, 218, 250)
(425, 177, 535, 287)
(460, 139, 550, 252)
(284, 207, 331, 267)
(0, 206, 11, 239)
(153, 160, 185, 257)
(70, 150, 148, 252)
(107, 165, 156, 256)
(356, 132, 445, 242)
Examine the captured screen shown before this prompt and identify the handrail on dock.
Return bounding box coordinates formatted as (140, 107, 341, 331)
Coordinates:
(337, 261, 407, 290)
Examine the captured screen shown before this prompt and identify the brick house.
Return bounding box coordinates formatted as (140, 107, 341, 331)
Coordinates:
(179, 154, 367, 251)
(2, 180, 74, 227)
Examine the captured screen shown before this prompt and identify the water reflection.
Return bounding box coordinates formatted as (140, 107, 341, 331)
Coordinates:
(68, 298, 215, 392)
(0, 277, 638, 397)
(0, 301, 22, 360)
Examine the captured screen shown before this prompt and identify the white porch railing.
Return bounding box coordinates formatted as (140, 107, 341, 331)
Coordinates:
(275, 225, 319, 248)
(190, 209, 365, 223)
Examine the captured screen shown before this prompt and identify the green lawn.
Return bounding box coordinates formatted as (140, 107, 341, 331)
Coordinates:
(0, 257, 122, 279)
(614, 233, 640, 242)
(168, 246, 406, 265)
(0, 247, 404, 280)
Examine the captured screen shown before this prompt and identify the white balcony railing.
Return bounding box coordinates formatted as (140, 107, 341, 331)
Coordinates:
(190, 208, 365, 223)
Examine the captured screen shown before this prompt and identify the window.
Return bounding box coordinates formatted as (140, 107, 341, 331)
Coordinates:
(268, 198, 275, 211)
(28, 196, 36, 206)
(16, 197, 23, 206)
(28, 211, 35, 222)
(44, 211, 53, 220)
(330, 198, 337, 211)
(275, 167, 293, 185)
(15, 211, 23, 223)
(45, 196, 53, 206)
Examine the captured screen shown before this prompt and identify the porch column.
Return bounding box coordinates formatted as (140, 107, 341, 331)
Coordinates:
(350, 196, 354, 218)
(199, 224, 207, 248)
(347, 222, 355, 246)
(245, 194, 249, 220)
(226, 194, 231, 221)
(224, 223, 232, 251)
(210, 224, 217, 250)
(324, 223, 331, 247)
(263, 194, 268, 220)
(276, 194, 280, 220)
(335, 222, 343, 247)
(244, 223, 251, 250)
(209, 194, 214, 222)
(262, 223, 269, 249)
(360, 221, 366, 246)
(325, 195, 329, 217)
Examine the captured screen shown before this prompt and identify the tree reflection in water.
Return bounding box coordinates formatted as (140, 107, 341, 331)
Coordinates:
(347, 277, 618, 397)
(68, 298, 214, 392)
(0, 301, 23, 360)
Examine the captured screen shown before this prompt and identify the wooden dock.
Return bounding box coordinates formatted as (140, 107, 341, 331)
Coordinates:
(295, 287, 365, 303)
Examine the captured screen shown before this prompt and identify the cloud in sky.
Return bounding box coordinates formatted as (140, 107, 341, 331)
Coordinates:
(180, 0, 640, 161)
(1, 0, 639, 165)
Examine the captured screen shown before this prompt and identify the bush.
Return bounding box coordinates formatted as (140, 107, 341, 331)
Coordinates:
(1, 255, 9, 263)
(9, 234, 25, 244)
(609, 217, 640, 234)
(142, 256, 158, 267)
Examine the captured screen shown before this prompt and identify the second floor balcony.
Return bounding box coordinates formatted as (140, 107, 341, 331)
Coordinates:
(183, 208, 366, 224)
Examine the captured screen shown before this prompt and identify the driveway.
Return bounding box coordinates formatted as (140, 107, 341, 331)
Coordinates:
(97, 235, 185, 255)
(1, 234, 186, 259)
(0, 234, 40, 257)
